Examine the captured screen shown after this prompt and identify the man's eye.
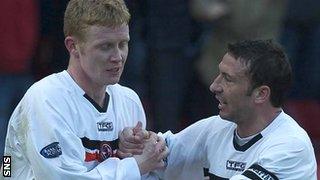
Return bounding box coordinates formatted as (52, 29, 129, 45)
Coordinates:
(101, 44, 112, 50)
(225, 76, 231, 82)
(222, 74, 232, 82)
(119, 41, 128, 49)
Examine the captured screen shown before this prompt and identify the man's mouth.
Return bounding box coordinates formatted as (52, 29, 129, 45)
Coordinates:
(107, 67, 120, 73)
(215, 95, 227, 109)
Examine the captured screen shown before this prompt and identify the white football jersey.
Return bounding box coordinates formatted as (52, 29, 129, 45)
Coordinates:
(162, 111, 317, 179)
(3, 71, 146, 179)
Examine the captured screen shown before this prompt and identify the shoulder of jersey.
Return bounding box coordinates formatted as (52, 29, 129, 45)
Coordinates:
(265, 113, 312, 145)
(26, 73, 71, 98)
(109, 84, 141, 103)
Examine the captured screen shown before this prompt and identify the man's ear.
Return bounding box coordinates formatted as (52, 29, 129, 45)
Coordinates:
(253, 85, 270, 104)
(65, 36, 80, 58)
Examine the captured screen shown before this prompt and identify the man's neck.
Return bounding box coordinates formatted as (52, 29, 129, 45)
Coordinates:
(236, 107, 282, 138)
(67, 66, 106, 107)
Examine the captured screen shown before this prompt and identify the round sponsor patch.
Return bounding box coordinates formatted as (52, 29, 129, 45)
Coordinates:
(40, 142, 62, 158)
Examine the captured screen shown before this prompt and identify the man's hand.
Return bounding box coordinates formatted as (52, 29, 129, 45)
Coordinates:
(134, 132, 169, 175)
(118, 121, 149, 158)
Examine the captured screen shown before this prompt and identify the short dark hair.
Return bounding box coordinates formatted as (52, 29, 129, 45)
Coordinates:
(227, 40, 292, 107)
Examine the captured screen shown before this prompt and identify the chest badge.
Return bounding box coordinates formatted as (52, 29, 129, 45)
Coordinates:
(226, 160, 246, 172)
(97, 122, 113, 131)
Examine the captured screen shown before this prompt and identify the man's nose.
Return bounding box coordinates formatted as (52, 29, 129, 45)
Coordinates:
(209, 75, 222, 93)
(110, 48, 122, 62)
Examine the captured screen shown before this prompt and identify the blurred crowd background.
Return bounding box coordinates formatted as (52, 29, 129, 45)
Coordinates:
(1, 0, 319, 174)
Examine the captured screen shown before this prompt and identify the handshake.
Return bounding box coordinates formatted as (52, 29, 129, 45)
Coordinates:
(117, 122, 169, 175)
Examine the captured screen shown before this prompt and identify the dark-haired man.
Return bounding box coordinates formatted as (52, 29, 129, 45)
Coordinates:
(120, 40, 317, 179)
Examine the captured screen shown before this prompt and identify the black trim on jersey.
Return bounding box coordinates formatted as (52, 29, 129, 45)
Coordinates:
(81, 137, 119, 150)
(208, 173, 228, 180)
(242, 164, 279, 180)
(204, 169, 228, 180)
(83, 92, 109, 113)
(233, 130, 263, 152)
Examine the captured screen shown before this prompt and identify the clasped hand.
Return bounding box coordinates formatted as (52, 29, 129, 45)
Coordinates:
(118, 122, 169, 175)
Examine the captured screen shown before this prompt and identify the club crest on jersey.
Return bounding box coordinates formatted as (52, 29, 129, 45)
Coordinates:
(81, 137, 119, 162)
(97, 122, 113, 131)
(40, 142, 62, 158)
(226, 160, 246, 172)
(99, 142, 113, 161)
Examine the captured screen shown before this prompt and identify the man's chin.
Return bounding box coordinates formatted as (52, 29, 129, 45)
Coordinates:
(219, 112, 232, 121)
(104, 78, 120, 86)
